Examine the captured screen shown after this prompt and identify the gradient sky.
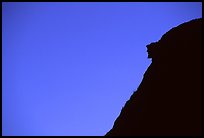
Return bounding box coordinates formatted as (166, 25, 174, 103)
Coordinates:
(2, 2, 202, 136)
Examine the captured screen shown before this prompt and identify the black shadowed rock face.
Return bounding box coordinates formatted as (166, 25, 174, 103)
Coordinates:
(105, 18, 202, 136)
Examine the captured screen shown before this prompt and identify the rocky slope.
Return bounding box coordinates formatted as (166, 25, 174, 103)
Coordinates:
(105, 18, 202, 136)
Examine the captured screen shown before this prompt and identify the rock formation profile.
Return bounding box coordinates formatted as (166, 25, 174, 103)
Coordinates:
(105, 18, 202, 136)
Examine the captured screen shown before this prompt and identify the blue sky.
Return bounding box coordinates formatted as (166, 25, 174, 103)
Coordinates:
(2, 2, 202, 136)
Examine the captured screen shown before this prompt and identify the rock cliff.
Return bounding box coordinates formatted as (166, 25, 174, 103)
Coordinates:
(105, 18, 202, 136)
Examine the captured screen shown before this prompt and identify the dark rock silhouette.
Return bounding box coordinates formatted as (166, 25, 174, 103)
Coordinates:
(105, 18, 202, 136)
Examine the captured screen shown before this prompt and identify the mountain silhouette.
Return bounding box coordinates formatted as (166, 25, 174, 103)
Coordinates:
(105, 18, 202, 136)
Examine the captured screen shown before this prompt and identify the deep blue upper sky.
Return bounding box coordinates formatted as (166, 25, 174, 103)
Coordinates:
(2, 2, 202, 136)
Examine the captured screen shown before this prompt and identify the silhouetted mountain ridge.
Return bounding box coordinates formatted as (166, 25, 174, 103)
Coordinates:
(105, 18, 202, 136)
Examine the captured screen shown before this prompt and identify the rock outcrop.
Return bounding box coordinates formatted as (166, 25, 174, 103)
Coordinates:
(105, 18, 202, 136)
